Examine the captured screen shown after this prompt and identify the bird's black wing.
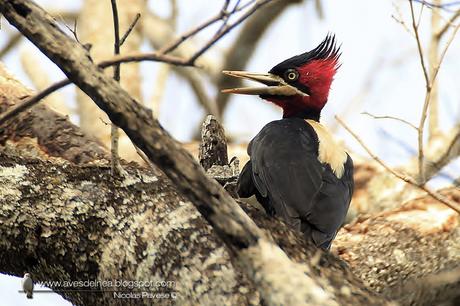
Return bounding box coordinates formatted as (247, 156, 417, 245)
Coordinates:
(238, 118, 324, 227)
(306, 154, 353, 249)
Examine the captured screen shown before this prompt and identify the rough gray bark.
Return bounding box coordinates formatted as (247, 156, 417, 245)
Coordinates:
(335, 189, 460, 306)
(0, 1, 385, 305)
(0, 151, 387, 306)
(0, 152, 254, 305)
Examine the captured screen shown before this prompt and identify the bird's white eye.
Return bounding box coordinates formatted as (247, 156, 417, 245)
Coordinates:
(285, 69, 299, 82)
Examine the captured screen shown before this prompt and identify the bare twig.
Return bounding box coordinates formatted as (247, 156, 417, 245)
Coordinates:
(120, 13, 141, 46)
(410, 0, 430, 88)
(0, 32, 21, 58)
(20, 49, 69, 114)
(0, 79, 69, 124)
(414, 0, 460, 11)
(335, 115, 460, 214)
(361, 112, 418, 131)
(62, 18, 81, 44)
(418, 22, 460, 182)
(437, 9, 460, 38)
(188, 0, 273, 64)
(158, 0, 232, 55)
(157, 0, 268, 57)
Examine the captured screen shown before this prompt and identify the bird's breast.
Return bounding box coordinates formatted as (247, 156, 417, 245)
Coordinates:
(305, 119, 348, 178)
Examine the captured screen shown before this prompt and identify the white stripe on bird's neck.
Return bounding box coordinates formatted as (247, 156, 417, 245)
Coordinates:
(305, 119, 347, 179)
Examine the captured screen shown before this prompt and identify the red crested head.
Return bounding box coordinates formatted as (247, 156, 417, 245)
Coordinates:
(265, 34, 341, 120)
(222, 34, 341, 121)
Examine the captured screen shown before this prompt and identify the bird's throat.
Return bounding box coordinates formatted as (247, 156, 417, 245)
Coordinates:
(282, 106, 321, 121)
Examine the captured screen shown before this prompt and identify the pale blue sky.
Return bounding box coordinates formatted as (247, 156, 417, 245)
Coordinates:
(1, 0, 459, 305)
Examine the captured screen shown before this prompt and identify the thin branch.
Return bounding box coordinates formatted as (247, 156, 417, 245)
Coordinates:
(410, 0, 430, 88)
(437, 9, 460, 38)
(20, 49, 69, 114)
(335, 115, 460, 214)
(120, 13, 141, 46)
(0, 79, 69, 124)
(215, 0, 236, 35)
(187, 0, 273, 64)
(0, 52, 188, 125)
(215, 0, 304, 116)
(0, 32, 21, 58)
(158, 8, 228, 54)
(362, 111, 418, 131)
(159, 0, 273, 61)
(414, 0, 460, 11)
(111, 0, 121, 83)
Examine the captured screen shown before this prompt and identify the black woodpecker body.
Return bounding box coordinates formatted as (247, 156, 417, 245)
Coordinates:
(222, 35, 354, 250)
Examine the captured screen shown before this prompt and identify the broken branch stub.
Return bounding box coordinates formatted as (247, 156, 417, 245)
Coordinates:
(199, 114, 229, 171)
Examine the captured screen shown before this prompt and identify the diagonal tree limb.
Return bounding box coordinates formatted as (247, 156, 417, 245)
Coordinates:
(0, 1, 370, 305)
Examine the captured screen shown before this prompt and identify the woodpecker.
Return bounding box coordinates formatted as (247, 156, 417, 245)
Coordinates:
(222, 35, 353, 250)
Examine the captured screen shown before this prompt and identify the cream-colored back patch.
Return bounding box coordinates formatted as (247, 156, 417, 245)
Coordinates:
(305, 120, 348, 179)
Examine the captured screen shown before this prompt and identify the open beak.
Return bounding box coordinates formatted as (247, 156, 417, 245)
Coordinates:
(221, 70, 308, 97)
